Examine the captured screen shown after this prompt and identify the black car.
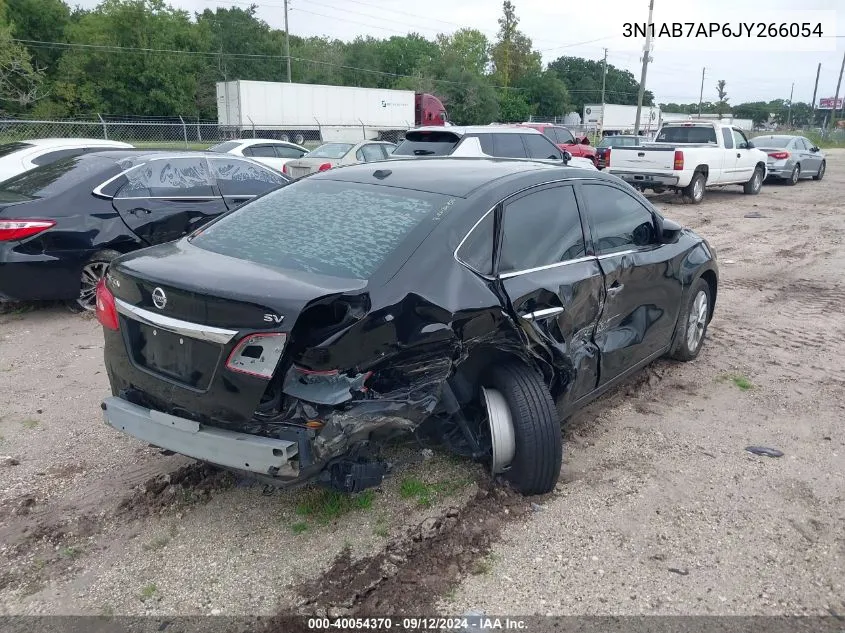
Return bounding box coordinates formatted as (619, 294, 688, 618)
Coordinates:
(97, 158, 718, 496)
(595, 135, 643, 170)
(0, 150, 288, 309)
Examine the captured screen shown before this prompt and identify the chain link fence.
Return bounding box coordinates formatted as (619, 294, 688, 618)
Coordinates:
(0, 116, 412, 149)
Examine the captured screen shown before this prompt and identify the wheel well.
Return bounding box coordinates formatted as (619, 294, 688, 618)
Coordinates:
(449, 345, 542, 406)
(693, 165, 708, 183)
(699, 269, 717, 323)
(756, 161, 766, 173)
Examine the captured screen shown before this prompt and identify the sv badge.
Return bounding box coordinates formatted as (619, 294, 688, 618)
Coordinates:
(263, 314, 284, 324)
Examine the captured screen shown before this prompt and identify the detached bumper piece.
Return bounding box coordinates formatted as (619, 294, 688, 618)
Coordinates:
(102, 396, 299, 479)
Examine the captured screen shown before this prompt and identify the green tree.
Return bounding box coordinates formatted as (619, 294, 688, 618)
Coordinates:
(6, 0, 70, 76)
(497, 90, 530, 122)
(518, 70, 569, 118)
(439, 67, 498, 125)
(0, 22, 47, 113)
(548, 56, 652, 115)
(715, 80, 729, 119)
(376, 34, 439, 89)
(436, 28, 489, 76)
(732, 101, 769, 126)
(490, 1, 541, 88)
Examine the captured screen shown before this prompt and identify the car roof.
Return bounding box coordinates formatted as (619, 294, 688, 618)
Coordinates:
(311, 157, 612, 197)
(409, 125, 542, 137)
(232, 138, 305, 148)
(754, 134, 798, 139)
(17, 138, 133, 148)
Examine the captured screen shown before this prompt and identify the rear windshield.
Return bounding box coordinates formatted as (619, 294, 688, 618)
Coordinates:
(393, 131, 461, 156)
(0, 155, 115, 202)
(190, 179, 452, 280)
(599, 136, 638, 148)
(307, 143, 354, 159)
(0, 142, 34, 158)
(655, 126, 718, 144)
(208, 141, 241, 153)
(754, 136, 792, 148)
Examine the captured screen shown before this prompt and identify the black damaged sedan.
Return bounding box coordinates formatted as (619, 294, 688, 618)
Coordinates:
(97, 158, 718, 495)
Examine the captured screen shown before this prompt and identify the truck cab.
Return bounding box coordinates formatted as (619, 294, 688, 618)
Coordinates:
(415, 93, 447, 127)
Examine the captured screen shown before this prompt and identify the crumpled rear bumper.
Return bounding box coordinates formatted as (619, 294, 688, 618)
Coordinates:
(102, 396, 301, 480)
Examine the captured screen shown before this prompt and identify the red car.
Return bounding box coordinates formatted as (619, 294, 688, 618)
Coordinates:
(519, 123, 597, 166)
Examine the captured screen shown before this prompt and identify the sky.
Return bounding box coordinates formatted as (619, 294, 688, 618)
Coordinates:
(77, 0, 845, 107)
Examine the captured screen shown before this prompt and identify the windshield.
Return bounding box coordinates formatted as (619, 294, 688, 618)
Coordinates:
(306, 143, 354, 159)
(0, 142, 34, 158)
(753, 136, 792, 148)
(191, 179, 452, 280)
(208, 141, 242, 153)
(0, 155, 115, 202)
(656, 126, 718, 144)
(393, 131, 461, 156)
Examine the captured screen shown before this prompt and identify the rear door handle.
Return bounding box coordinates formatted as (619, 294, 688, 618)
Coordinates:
(736, 153, 741, 158)
(520, 306, 564, 321)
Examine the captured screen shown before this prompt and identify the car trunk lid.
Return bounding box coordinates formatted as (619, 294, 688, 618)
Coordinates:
(610, 146, 676, 171)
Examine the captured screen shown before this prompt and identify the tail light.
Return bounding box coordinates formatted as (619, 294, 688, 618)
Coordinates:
(226, 333, 287, 379)
(768, 151, 790, 160)
(282, 164, 288, 174)
(605, 148, 611, 167)
(0, 219, 55, 242)
(95, 279, 119, 331)
(673, 150, 684, 171)
(318, 163, 332, 172)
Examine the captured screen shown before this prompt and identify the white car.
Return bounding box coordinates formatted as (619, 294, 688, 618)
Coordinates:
(0, 138, 134, 182)
(208, 138, 309, 173)
(392, 126, 598, 170)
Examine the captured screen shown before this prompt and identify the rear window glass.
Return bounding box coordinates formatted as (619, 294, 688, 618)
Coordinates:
(656, 126, 718, 144)
(191, 179, 452, 280)
(393, 131, 461, 156)
(0, 155, 115, 202)
(0, 142, 34, 158)
(307, 143, 354, 159)
(754, 137, 792, 148)
(208, 141, 242, 153)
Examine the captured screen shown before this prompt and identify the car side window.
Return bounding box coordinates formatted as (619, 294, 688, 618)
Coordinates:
(722, 128, 734, 149)
(498, 185, 586, 273)
(456, 210, 495, 275)
(473, 134, 494, 155)
(381, 144, 396, 157)
(274, 145, 305, 159)
(732, 129, 748, 149)
(492, 134, 527, 158)
(581, 183, 657, 255)
(522, 134, 562, 160)
(554, 128, 575, 144)
(358, 144, 385, 162)
(116, 158, 215, 198)
(31, 148, 86, 166)
(243, 145, 277, 158)
(208, 157, 286, 197)
(797, 138, 810, 150)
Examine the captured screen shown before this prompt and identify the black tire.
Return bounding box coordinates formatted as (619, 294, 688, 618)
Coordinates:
(482, 362, 562, 495)
(67, 249, 121, 312)
(743, 166, 764, 195)
(682, 172, 706, 204)
(785, 164, 799, 186)
(669, 278, 712, 362)
(813, 161, 825, 181)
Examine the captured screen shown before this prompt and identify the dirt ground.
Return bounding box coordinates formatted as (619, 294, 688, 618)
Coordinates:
(1, 151, 843, 618)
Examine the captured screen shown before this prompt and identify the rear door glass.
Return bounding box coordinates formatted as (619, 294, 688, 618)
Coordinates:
(492, 134, 527, 158)
(393, 131, 460, 156)
(191, 180, 451, 280)
(243, 145, 278, 158)
(117, 158, 215, 198)
(209, 157, 286, 197)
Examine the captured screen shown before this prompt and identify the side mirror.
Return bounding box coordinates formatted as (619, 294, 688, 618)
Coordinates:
(810, 146, 819, 152)
(581, 137, 591, 145)
(658, 216, 683, 243)
(561, 150, 572, 164)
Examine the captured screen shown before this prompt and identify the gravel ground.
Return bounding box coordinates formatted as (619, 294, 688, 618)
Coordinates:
(1, 150, 843, 616)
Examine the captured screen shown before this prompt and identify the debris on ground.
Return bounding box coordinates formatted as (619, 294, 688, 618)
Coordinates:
(745, 446, 784, 458)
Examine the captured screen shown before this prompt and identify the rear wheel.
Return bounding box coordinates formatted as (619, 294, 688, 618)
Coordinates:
(813, 161, 825, 181)
(69, 249, 120, 312)
(743, 166, 764, 195)
(682, 172, 705, 204)
(293, 134, 305, 146)
(669, 278, 712, 361)
(480, 362, 562, 495)
(785, 164, 799, 186)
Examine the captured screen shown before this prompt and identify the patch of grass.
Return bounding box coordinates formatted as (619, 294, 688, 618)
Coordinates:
(295, 488, 374, 525)
(290, 521, 309, 535)
(444, 587, 458, 602)
(399, 476, 469, 508)
(471, 553, 500, 575)
(100, 604, 115, 617)
(59, 546, 83, 559)
(717, 373, 753, 391)
(139, 583, 158, 602)
(142, 536, 170, 551)
(373, 524, 389, 538)
(20, 418, 40, 430)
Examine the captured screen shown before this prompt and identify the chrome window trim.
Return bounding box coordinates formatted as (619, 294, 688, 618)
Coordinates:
(453, 177, 599, 278)
(114, 298, 238, 344)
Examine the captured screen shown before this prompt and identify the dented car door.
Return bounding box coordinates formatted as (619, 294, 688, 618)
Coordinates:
(496, 184, 603, 406)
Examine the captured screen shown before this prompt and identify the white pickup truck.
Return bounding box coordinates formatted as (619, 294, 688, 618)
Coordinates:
(607, 122, 768, 203)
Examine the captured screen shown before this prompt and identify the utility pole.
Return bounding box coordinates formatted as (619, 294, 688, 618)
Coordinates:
(828, 51, 845, 134)
(811, 62, 821, 123)
(284, 0, 292, 82)
(634, 0, 655, 135)
(787, 82, 794, 127)
(697, 67, 705, 118)
(599, 48, 608, 138)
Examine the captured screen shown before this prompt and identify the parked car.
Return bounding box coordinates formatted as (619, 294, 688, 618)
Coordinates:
(752, 135, 826, 185)
(0, 138, 134, 181)
(391, 126, 597, 169)
(0, 150, 288, 310)
(595, 135, 644, 170)
(518, 123, 598, 166)
(607, 122, 768, 204)
(97, 158, 718, 496)
(282, 141, 396, 179)
(208, 138, 308, 172)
